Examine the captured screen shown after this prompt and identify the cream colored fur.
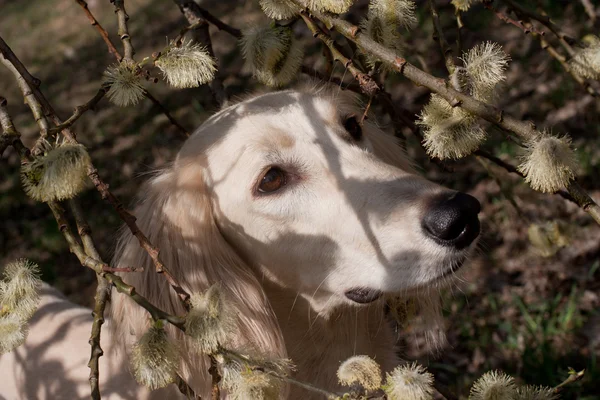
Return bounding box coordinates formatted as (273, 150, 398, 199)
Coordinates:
(1, 87, 475, 399)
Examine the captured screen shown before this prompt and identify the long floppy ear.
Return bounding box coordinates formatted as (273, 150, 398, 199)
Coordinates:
(108, 161, 286, 396)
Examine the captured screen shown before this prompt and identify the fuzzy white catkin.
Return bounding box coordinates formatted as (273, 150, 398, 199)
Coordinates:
(462, 42, 510, 102)
(218, 352, 292, 400)
(469, 371, 516, 400)
(418, 94, 486, 159)
(451, 0, 483, 11)
(569, 35, 600, 80)
(259, 0, 301, 19)
(21, 143, 91, 202)
(518, 134, 577, 193)
(103, 62, 145, 107)
(241, 25, 304, 87)
(0, 314, 28, 355)
(337, 355, 382, 391)
(154, 39, 217, 88)
(185, 285, 234, 354)
(515, 385, 558, 400)
(305, 0, 355, 14)
(0, 259, 42, 321)
(417, 42, 509, 160)
(130, 324, 180, 390)
(360, 0, 416, 69)
(368, 0, 417, 29)
(383, 362, 435, 400)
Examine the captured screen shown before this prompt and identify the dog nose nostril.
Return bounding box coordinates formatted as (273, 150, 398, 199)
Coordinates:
(422, 192, 481, 248)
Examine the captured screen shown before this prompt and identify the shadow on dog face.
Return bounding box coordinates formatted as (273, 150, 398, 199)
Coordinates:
(175, 89, 480, 312)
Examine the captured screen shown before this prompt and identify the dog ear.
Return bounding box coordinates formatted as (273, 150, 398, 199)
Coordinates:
(108, 162, 287, 396)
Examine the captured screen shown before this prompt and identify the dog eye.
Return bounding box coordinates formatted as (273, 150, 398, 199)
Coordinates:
(258, 167, 287, 193)
(343, 115, 362, 141)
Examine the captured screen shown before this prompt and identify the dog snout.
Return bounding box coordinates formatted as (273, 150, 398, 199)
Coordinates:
(422, 192, 481, 249)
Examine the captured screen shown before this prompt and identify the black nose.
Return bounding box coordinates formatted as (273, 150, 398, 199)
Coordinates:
(422, 192, 481, 249)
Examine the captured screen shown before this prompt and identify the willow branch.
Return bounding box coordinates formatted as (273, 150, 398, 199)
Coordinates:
(0, 96, 30, 159)
(174, 0, 228, 107)
(303, 9, 600, 224)
(428, 0, 456, 74)
(87, 166, 191, 306)
(0, 34, 192, 306)
(74, 0, 122, 60)
(49, 201, 186, 327)
(300, 12, 379, 96)
(500, 0, 577, 56)
(220, 349, 342, 399)
(0, 53, 50, 145)
(483, 1, 544, 36)
(143, 89, 190, 136)
(110, 0, 135, 62)
(484, 3, 599, 97)
(48, 86, 110, 135)
(536, 36, 599, 97)
(554, 369, 585, 392)
(69, 199, 109, 400)
(72, 3, 190, 136)
(175, 3, 241, 38)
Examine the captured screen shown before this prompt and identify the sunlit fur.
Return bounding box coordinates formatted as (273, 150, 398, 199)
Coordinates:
(0, 86, 477, 399)
(109, 86, 478, 398)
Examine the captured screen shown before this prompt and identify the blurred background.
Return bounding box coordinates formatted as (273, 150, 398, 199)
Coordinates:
(1, 0, 599, 398)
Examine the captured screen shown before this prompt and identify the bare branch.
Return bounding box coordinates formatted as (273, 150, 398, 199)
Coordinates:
(428, 0, 456, 74)
(87, 166, 191, 306)
(300, 12, 379, 97)
(48, 86, 110, 135)
(303, 8, 600, 224)
(74, 0, 122, 60)
(500, 0, 577, 56)
(174, 0, 228, 107)
(110, 0, 135, 62)
(143, 89, 190, 137)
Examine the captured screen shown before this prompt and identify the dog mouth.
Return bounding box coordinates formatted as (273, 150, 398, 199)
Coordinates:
(436, 257, 467, 281)
(345, 288, 383, 304)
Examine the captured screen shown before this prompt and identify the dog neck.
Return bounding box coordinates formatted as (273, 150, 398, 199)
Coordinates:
(261, 280, 399, 399)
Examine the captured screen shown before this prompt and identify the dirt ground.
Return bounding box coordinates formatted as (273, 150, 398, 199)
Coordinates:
(1, 0, 599, 398)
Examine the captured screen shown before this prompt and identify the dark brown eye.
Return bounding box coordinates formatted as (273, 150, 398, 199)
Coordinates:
(343, 115, 362, 141)
(258, 167, 286, 193)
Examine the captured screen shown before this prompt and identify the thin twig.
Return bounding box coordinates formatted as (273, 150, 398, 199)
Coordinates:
(536, 36, 599, 97)
(484, 2, 599, 97)
(501, 0, 577, 56)
(174, 0, 228, 107)
(72, 2, 190, 137)
(74, 0, 122, 60)
(143, 89, 190, 137)
(428, 0, 456, 74)
(0, 53, 50, 148)
(49, 86, 110, 135)
(580, 0, 597, 23)
(110, 0, 135, 62)
(303, 8, 600, 224)
(554, 369, 585, 392)
(483, 1, 545, 36)
(1, 33, 192, 307)
(87, 166, 191, 306)
(300, 12, 379, 96)
(209, 356, 221, 400)
(174, 2, 241, 39)
(0, 96, 29, 159)
(318, 11, 600, 223)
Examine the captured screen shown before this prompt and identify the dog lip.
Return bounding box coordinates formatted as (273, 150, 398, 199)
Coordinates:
(345, 288, 383, 304)
(438, 257, 467, 280)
